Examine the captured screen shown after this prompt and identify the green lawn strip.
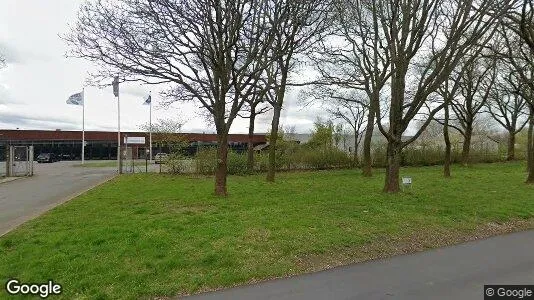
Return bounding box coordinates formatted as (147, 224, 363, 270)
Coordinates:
(1, 162, 533, 299)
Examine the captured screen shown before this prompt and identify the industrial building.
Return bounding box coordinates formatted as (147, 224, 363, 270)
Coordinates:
(0, 129, 267, 160)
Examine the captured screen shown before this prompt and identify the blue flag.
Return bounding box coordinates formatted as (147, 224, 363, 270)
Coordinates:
(143, 94, 151, 105)
(112, 76, 119, 97)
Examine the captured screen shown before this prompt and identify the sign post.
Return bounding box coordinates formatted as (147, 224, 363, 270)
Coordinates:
(402, 177, 412, 190)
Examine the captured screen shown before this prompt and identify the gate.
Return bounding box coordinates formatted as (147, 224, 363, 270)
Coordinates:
(122, 146, 151, 173)
(0, 143, 6, 177)
(6, 146, 34, 177)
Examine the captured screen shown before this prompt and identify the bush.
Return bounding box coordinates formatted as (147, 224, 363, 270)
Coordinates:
(370, 142, 505, 167)
(164, 153, 187, 174)
(227, 151, 249, 175)
(255, 152, 270, 172)
(295, 147, 352, 170)
(194, 148, 249, 175)
(195, 148, 217, 175)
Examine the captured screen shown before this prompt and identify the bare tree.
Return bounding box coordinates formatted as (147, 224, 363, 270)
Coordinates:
(326, 93, 368, 166)
(500, 13, 534, 183)
(356, 0, 512, 192)
(486, 70, 529, 161)
(264, 0, 331, 182)
(440, 81, 454, 178)
(519, 0, 534, 49)
(65, 0, 278, 196)
(139, 118, 187, 153)
(311, 0, 391, 177)
(517, 0, 534, 182)
(238, 90, 270, 173)
(436, 76, 463, 177)
(449, 56, 497, 165)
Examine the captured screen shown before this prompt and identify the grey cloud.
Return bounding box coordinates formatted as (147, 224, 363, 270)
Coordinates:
(0, 110, 115, 131)
(0, 111, 78, 130)
(0, 41, 52, 65)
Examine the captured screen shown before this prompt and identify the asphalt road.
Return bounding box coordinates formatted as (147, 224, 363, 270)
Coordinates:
(186, 230, 534, 300)
(0, 161, 116, 235)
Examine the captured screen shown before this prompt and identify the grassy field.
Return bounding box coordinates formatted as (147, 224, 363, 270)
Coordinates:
(1, 162, 533, 299)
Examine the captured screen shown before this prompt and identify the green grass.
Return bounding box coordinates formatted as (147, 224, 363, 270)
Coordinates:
(1, 162, 533, 299)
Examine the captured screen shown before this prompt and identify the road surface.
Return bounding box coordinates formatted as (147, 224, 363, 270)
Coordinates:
(186, 230, 534, 300)
(0, 161, 116, 235)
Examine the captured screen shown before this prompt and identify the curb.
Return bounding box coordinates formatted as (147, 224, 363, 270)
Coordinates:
(0, 177, 23, 185)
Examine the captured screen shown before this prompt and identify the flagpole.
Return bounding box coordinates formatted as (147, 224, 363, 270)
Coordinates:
(117, 91, 121, 174)
(149, 91, 152, 162)
(82, 87, 85, 165)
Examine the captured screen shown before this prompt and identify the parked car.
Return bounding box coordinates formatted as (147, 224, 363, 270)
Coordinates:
(60, 154, 73, 160)
(37, 153, 57, 163)
(154, 153, 169, 164)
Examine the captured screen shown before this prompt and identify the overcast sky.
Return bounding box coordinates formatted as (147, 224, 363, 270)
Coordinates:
(0, 0, 325, 134)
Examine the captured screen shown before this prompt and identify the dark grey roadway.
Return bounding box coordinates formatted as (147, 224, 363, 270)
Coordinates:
(0, 161, 115, 235)
(186, 230, 534, 300)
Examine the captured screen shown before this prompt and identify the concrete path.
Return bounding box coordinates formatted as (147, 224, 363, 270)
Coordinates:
(186, 230, 534, 300)
(0, 161, 116, 235)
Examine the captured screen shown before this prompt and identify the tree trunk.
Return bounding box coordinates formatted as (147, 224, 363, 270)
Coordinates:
(247, 111, 256, 173)
(443, 100, 451, 177)
(461, 124, 473, 166)
(384, 64, 407, 193)
(527, 107, 534, 184)
(215, 135, 229, 196)
(507, 131, 516, 161)
(383, 140, 402, 193)
(353, 129, 359, 167)
(362, 106, 375, 177)
(267, 105, 281, 182)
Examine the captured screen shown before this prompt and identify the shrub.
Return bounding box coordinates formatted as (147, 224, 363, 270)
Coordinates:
(194, 148, 250, 175)
(164, 153, 187, 174)
(195, 148, 217, 175)
(295, 147, 352, 170)
(370, 143, 505, 168)
(255, 152, 270, 172)
(227, 151, 249, 175)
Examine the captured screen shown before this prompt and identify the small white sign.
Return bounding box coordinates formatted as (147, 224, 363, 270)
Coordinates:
(402, 177, 412, 185)
(124, 137, 146, 144)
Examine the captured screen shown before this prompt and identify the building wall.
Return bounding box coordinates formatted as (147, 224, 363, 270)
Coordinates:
(0, 129, 267, 160)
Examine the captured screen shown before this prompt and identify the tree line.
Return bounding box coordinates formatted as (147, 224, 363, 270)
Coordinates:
(65, 0, 534, 195)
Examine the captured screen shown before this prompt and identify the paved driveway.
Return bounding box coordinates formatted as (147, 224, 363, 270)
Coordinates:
(0, 161, 116, 235)
(186, 230, 534, 300)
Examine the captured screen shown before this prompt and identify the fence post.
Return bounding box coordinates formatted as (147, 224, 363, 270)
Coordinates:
(7, 146, 14, 177)
(28, 146, 34, 176)
(4, 144, 8, 176)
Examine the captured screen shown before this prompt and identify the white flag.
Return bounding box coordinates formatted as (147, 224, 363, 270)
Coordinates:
(67, 91, 84, 106)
